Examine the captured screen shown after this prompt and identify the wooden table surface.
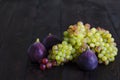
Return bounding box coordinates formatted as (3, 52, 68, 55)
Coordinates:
(0, 0, 120, 80)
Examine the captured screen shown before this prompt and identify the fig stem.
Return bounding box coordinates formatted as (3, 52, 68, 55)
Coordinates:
(36, 38, 40, 42)
(87, 45, 90, 50)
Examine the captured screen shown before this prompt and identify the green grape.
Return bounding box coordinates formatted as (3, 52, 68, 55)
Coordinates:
(106, 33, 112, 38)
(62, 41, 68, 45)
(69, 56, 73, 60)
(58, 44, 62, 48)
(56, 56, 60, 60)
(68, 44, 73, 50)
(102, 56, 107, 61)
(52, 45, 58, 50)
(104, 53, 110, 58)
(92, 38, 96, 43)
(104, 43, 109, 47)
(87, 32, 93, 37)
(98, 53, 104, 58)
(64, 37, 69, 41)
(58, 52, 63, 56)
(70, 39, 76, 45)
(95, 42, 100, 46)
(66, 55, 70, 59)
(109, 57, 115, 62)
(95, 32, 100, 37)
(53, 50, 58, 54)
(105, 60, 109, 65)
(49, 42, 74, 65)
(90, 43, 95, 47)
(91, 28, 97, 33)
(114, 47, 118, 52)
(113, 51, 117, 56)
(108, 47, 112, 52)
(60, 57, 65, 62)
(64, 31, 68, 36)
(110, 53, 115, 57)
(71, 48, 76, 54)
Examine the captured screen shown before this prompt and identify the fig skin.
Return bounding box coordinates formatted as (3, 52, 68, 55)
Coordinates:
(42, 34, 61, 50)
(76, 48, 98, 71)
(28, 38, 47, 63)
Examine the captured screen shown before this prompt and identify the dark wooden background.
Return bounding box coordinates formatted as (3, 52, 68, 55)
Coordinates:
(0, 0, 120, 80)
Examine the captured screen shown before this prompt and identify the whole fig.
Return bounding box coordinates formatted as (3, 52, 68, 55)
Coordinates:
(28, 38, 47, 63)
(76, 48, 98, 71)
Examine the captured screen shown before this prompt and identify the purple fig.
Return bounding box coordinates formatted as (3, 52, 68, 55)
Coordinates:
(28, 38, 47, 63)
(76, 48, 98, 71)
(42, 33, 61, 50)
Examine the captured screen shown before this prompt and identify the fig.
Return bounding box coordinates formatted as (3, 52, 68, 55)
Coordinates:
(76, 48, 98, 71)
(27, 38, 47, 63)
(42, 33, 61, 50)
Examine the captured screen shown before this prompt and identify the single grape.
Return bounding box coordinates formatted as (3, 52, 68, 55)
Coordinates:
(40, 64, 46, 70)
(102, 56, 107, 61)
(42, 58, 48, 64)
(46, 62, 52, 69)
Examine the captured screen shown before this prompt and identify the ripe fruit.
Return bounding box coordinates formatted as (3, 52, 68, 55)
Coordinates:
(48, 41, 74, 65)
(42, 58, 48, 64)
(27, 21, 118, 71)
(46, 62, 52, 69)
(40, 64, 46, 70)
(27, 38, 47, 63)
(43, 34, 61, 50)
(76, 48, 98, 71)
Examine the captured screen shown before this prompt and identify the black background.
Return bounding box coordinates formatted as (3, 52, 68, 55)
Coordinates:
(0, 0, 120, 80)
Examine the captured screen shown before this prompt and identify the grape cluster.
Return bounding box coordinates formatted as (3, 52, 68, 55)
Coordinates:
(94, 28, 118, 65)
(63, 22, 87, 52)
(48, 21, 118, 65)
(48, 41, 76, 65)
(40, 58, 57, 70)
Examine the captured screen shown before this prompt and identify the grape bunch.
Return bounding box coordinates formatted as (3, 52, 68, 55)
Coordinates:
(62, 21, 118, 65)
(63, 22, 88, 54)
(93, 28, 118, 65)
(48, 41, 76, 65)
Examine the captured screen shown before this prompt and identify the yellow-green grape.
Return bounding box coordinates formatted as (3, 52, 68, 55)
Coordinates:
(98, 53, 104, 58)
(105, 60, 109, 65)
(90, 43, 95, 47)
(102, 56, 107, 61)
(64, 37, 69, 41)
(49, 42, 74, 65)
(64, 31, 68, 36)
(91, 28, 97, 34)
(62, 22, 88, 54)
(93, 28, 118, 65)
